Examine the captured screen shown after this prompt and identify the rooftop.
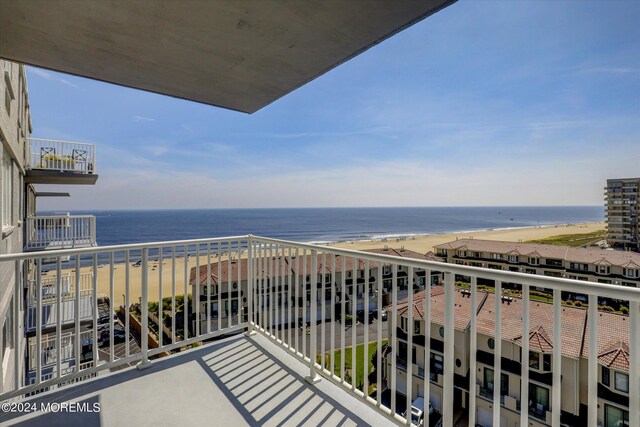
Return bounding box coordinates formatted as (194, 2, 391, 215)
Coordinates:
(434, 238, 640, 267)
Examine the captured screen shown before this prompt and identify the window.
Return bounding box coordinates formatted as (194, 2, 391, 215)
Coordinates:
(491, 253, 503, 260)
(401, 317, 408, 331)
(2, 148, 13, 229)
(4, 86, 11, 114)
(414, 320, 420, 335)
(543, 354, 551, 371)
(430, 353, 444, 378)
(597, 265, 611, 275)
(484, 368, 509, 395)
(602, 367, 610, 386)
(488, 338, 495, 350)
(439, 326, 444, 338)
(605, 405, 629, 427)
(528, 257, 540, 265)
(529, 351, 540, 369)
(615, 371, 629, 393)
(529, 383, 550, 412)
(509, 255, 518, 263)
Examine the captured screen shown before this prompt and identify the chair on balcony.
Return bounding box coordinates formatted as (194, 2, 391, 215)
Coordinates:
(71, 148, 87, 172)
(39, 146, 55, 168)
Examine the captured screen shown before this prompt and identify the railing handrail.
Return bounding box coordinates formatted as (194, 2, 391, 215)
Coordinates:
(27, 137, 96, 148)
(0, 235, 251, 261)
(27, 214, 96, 219)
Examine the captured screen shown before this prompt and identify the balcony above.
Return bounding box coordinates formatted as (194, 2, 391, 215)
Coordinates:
(24, 214, 97, 251)
(25, 138, 98, 185)
(0, 334, 395, 427)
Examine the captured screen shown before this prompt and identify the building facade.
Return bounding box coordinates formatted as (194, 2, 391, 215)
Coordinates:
(606, 178, 640, 252)
(1, 59, 99, 393)
(387, 289, 632, 427)
(434, 239, 640, 293)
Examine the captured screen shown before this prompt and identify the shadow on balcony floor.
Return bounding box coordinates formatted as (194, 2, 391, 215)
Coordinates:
(1, 333, 396, 427)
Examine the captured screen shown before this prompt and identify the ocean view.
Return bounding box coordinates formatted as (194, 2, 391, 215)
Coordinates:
(48, 206, 605, 247)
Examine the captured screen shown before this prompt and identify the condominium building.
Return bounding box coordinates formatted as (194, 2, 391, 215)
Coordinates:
(0, 59, 98, 394)
(388, 288, 632, 427)
(434, 239, 640, 291)
(188, 247, 444, 334)
(606, 178, 640, 252)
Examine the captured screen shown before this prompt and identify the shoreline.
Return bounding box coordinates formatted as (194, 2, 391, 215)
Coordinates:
(55, 221, 605, 305)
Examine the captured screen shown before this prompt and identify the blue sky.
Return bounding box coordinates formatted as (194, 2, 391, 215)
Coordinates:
(30, 0, 640, 210)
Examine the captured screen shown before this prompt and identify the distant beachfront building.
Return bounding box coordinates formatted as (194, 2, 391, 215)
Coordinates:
(434, 239, 640, 292)
(188, 247, 444, 333)
(605, 178, 639, 252)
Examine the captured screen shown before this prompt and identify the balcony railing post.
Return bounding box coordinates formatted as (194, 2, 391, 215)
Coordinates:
(246, 237, 256, 336)
(305, 249, 321, 384)
(443, 271, 455, 427)
(137, 248, 152, 370)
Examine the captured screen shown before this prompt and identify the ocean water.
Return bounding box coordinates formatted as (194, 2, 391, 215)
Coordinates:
(53, 206, 604, 247)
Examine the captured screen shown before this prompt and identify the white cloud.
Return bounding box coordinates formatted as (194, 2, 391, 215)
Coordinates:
(28, 67, 79, 88)
(133, 115, 156, 122)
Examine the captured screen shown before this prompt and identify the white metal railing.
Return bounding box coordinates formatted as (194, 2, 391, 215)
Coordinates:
(0, 235, 638, 427)
(25, 214, 96, 250)
(27, 271, 93, 307)
(26, 138, 96, 174)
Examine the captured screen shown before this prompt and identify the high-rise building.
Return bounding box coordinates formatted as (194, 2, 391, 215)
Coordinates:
(605, 178, 640, 251)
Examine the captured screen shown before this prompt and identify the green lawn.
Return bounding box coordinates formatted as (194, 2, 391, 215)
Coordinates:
(526, 230, 606, 247)
(317, 339, 387, 394)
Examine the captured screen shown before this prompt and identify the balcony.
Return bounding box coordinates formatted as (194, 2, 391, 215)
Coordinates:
(1, 235, 639, 427)
(24, 214, 97, 251)
(25, 138, 98, 185)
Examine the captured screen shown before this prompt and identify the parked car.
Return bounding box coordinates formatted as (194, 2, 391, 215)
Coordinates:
(402, 397, 433, 427)
(100, 327, 125, 340)
(100, 330, 126, 346)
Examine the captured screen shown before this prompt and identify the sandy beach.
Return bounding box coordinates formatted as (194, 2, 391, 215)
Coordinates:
(51, 222, 604, 306)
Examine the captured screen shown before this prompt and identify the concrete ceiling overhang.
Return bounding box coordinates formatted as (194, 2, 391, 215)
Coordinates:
(0, 0, 456, 113)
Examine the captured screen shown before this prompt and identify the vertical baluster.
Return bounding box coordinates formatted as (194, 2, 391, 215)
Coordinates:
(320, 252, 326, 370)
(159, 247, 164, 347)
(331, 254, 336, 377)
(391, 263, 398, 415)
(184, 245, 189, 340)
(56, 257, 62, 380)
(35, 260, 42, 384)
(92, 254, 98, 370)
(520, 283, 530, 427)
(206, 243, 211, 335)
(75, 255, 81, 370)
(552, 288, 561, 427)
(302, 248, 307, 356)
(341, 255, 346, 382)
(287, 247, 293, 347)
(171, 246, 176, 343)
(630, 299, 639, 427)
(237, 240, 242, 329)
(306, 249, 320, 384)
(217, 242, 222, 332)
(351, 256, 357, 391)
(376, 260, 383, 407)
(442, 272, 455, 426)
(587, 293, 598, 427)
(423, 269, 432, 427)
(13, 260, 21, 390)
(110, 252, 115, 362)
(406, 265, 414, 423)
(138, 248, 151, 369)
(275, 244, 280, 341)
(364, 259, 370, 398)
(492, 280, 502, 427)
(125, 251, 130, 357)
(294, 247, 300, 353)
(246, 239, 255, 335)
(268, 243, 273, 337)
(195, 244, 200, 337)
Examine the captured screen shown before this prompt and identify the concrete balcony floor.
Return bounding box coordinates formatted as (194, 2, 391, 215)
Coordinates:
(2, 333, 395, 427)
